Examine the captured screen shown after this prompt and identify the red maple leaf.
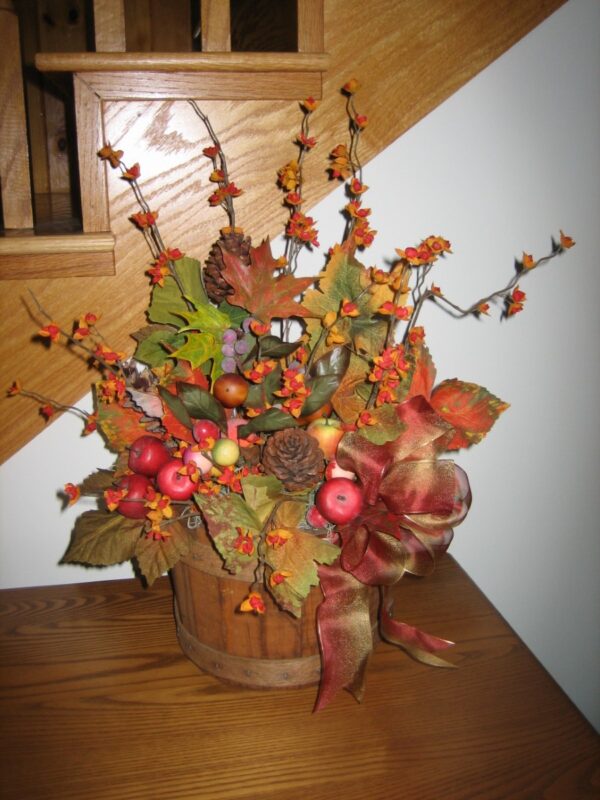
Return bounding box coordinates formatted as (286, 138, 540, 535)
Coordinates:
(429, 379, 509, 450)
(221, 239, 314, 324)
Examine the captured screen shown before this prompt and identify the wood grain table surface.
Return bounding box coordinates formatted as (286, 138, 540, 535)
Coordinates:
(1, 556, 598, 800)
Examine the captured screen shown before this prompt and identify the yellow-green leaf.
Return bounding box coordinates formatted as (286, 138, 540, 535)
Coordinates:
(134, 525, 192, 585)
(264, 529, 339, 616)
(62, 510, 142, 567)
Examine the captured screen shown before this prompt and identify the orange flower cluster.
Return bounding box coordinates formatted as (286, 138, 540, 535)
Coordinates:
(277, 160, 299, 192)
(287, 211, 319, 247)
(377, 301, 412, 320)
(244, 359, 277, 384)
(275, 366, 311, 417)
(93, 344, 125, 366)
(145, 489, 174, 539)
(97, 372, 126, 404)
(233, 528, 255, 556)
(63, 483, 81, 505)
(239, 592, 266, 614)
(368, 344, 410, 406)
(73, 312, 100, 340)
(396, 236, 452, 266)
(329, 144, 352, 180)
(208, 183, 243, 207)
(122, 163, 141, 181)
(266, 529, 292, 548)
(269, 570, 292, 588)
(38, 323, 61, 343)
(507, 286, 526, 316)
(98, 144, 123, 168)
(131, 211, 158, 229)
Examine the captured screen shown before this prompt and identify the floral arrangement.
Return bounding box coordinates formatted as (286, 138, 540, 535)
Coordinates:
(9, 82, 574, 710)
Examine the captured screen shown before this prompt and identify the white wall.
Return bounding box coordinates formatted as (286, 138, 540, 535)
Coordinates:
(1, 0, 598, 730)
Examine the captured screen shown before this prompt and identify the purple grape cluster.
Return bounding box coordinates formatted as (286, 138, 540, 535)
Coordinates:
(221, 327, 251, 373)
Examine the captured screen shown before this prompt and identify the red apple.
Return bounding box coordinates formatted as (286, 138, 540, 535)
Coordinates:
(192, 419, 220, 444)
(315, 477, 364, 525)
(307, 418, 344, 461)
(116, 473, 152, 519)
(305, 504, 329, 528)
(156, 459, 198, 500)
(128, 435, 171, 477)
(182, 446, 213, 475)
(213, 373, 249, 408)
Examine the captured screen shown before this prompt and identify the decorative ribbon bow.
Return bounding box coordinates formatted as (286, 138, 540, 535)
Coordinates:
(315, 395, 472, 711)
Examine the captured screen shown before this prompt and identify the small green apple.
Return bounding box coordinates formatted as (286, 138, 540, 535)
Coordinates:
(211, 437, 240, 466)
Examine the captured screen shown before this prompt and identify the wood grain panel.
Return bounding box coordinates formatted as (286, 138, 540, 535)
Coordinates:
(0, 557, 598, 799)
(0, 249, 115, 279)
(82, 70, 323, 100)
(0, 0, 567, 463)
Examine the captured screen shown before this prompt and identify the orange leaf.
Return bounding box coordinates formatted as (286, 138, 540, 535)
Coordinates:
(221, 239, 314, 324)
(96, 402, 149, 453)
(405, 344, 436, 402)
(429, 379, 509, 450)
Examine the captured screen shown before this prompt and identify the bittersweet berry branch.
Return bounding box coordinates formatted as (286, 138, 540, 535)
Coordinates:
(28, 290, 127, 377)
(189, 99, 237, 229)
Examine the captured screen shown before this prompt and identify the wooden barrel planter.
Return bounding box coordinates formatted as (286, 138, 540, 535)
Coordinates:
(170, 523, 379, 690)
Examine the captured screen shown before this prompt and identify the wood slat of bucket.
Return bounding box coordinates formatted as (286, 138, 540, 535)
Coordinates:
(170, 523, 378, 689)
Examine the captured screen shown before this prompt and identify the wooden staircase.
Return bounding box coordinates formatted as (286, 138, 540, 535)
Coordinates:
(0, 0, 565, 464)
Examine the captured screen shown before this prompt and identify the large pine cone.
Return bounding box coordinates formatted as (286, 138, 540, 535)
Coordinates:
(262, 428, 325, 492)
(203, 230, 252, 304)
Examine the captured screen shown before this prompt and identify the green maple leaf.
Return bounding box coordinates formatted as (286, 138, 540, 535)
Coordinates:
(195, 493, 261, 574)
(132, 326, 185, 368)
(221, 239, 314, 324)
(303, 246, 389, 356)
(147, 257, 207, 326)
(357, 404, 406, 445)
(171, 331, 220, 370)
(62, 510, 143, 567)
(176, 301, 231, 338)
(134, 523, 192, 586)
(241, 474, 283, 524)
(264, 530, 340, 617)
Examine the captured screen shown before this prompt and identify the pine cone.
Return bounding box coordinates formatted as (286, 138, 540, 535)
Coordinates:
(262, 428, 325, 492)
(203, 230, 251, 304)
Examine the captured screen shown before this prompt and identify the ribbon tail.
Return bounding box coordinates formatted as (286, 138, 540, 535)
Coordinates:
(314, 564, 375, 712)
(380, 590, 456, 669)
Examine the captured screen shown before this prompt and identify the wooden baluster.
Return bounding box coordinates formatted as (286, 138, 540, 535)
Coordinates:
(73, 74, 110, 233)
(201, 0, 231, 52)
(0, 0, 34, 229)
(297, 0, 324, 53)
(93, 0, 126, 52)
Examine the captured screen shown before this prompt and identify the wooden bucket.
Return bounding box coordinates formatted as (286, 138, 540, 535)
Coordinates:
(171, 523, 379, 689)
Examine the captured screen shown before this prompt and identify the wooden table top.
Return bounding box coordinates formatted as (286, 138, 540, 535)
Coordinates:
(1, 556, 598, 800)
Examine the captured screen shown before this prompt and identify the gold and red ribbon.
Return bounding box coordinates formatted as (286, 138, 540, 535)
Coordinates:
(314, 395, 472, 711)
